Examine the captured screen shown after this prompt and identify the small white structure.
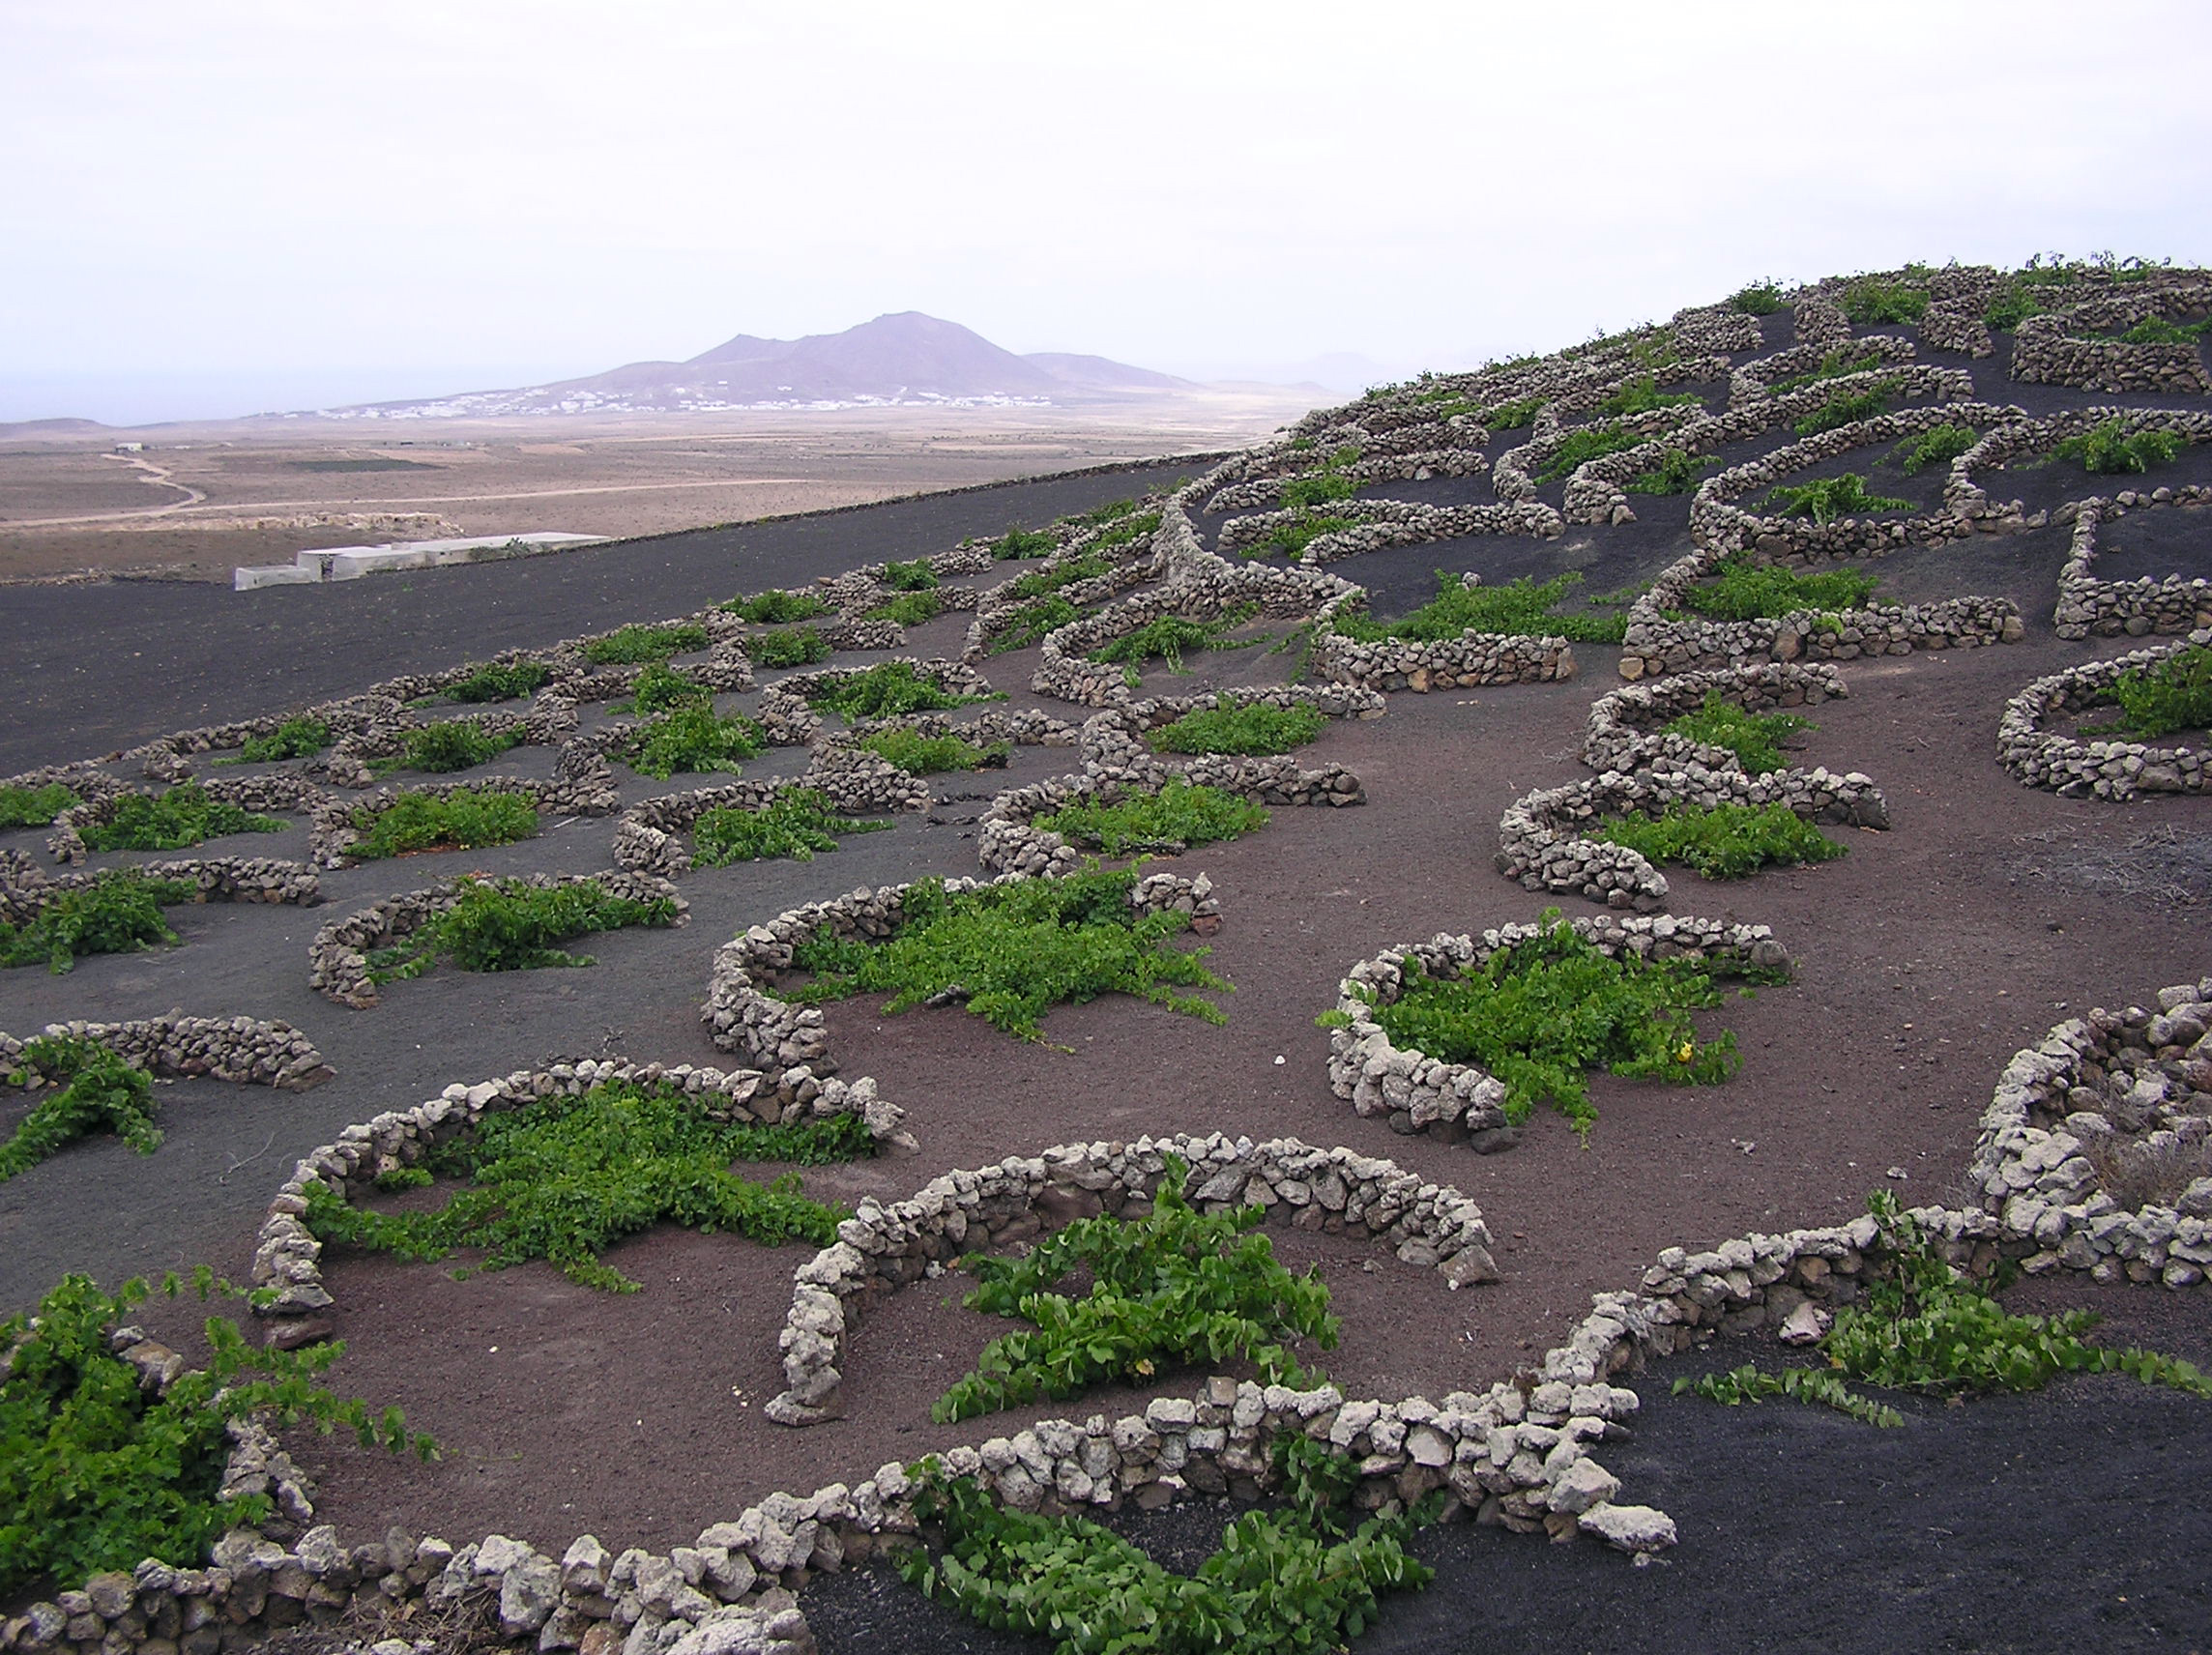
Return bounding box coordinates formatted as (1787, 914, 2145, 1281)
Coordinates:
(234, 532, 605, 591)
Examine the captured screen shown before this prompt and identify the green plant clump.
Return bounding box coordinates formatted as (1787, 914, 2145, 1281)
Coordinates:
(231, 716, 333, 764)
(79, 785, 285, 853)
(1768, 348, 1882, 395)
(745, 626, 831, 669)
(626, 663, 713, 714)
(582, 623, 709, 666)
(1731, 280, 1787, 316)
(1345, 911, 1778, 1140)
(723, 589, 832, 624)
(781, 866, 1232, 1042)
(988, 596, 1079, 654)
(1088, 509, 1164, 552)
(366, 876, 678, 982)
(1150, 702, 1324, 756)
(444, 661, 551, 704)
(1332, 569, 1625, 645)
(0, 783, 78, 829)
(346, 788, 538, 860)
(2052, 419, 2185, 476)
(869, 590, 944, 627)
(1626, 448, 1720, 495)
(934, 1155, 1336, 1423)
(1597, 373, 1700, 420)
(881, 559, 940, 592)
(2079, 644, 2212, 740)
(0, 871, 199, 973)
(1475, 393, 1546, 431)
(2117, 315, 2211, 347)
(1592, 800, 1846, 879)
(0, 1271, 432, 1598)
(1246, 512, 1355, 561)
(618, 709, 765, 780)
(1090, 605, 1262, 683)
(1680, 1191, 2212, 1428)
(1982, 282, 2042, 333)
(0, 1037, 159, 1180)
(1035, 779, 1269, 857)
(1007, 554, 1108, 601)
(1792, 376, 1903, 438)
(1661, 690, 1817, 774)
(1761, 473, 1914, 524)
(989, 525, 1060, 560)
(378, 719, 522, 775)
(300, 1081, 859, 1292)
(1841, 276, 1929, 325)
(1675, 554, 1878, 622)
(859, 730, 1008, 774)
(899, 1437, 1435, 1655)
(691, 790, 891, 866)
(1892, 422, 1978, 477)
(1534, 422, 1638, 482)
(809, 661, 995, 722)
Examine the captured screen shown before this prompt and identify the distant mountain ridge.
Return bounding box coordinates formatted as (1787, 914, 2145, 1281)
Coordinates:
(318, 312, 1192, 420)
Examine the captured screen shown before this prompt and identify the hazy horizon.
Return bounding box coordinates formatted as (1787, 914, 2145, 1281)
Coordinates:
(8, 1, 2209, 426)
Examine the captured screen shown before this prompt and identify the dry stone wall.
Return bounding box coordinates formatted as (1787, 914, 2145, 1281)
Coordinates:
(2052, 490, 2212, 640)
(0, 856, 321, 926)
(1, 1014, 330, 1091)
(1995, 628, 2212, 798)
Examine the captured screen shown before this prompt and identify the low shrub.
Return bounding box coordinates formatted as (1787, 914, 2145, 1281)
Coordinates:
(366, 876, 679, 982)
(858, 729, 1008, 773)
(1982, 282, 2042, 333)
(2078, 644, 2212, 740)
(347, 788, 538, 859)
(582, 623, 709, 666)
(1841, 276, 1929, 325)
(1476, 393, 1547, 431)
(443, 661, 551, 704)
(1768, 348, 1881, 395)
(1675, 554, 1879, 622)
(780, 866, 1232, 1042)
(1332, 569, 1625, 645)
(1761, 473, 1913, 524)
(1731, 280, 1787, 316)
(988, 525, 1059, 560)
(1088, 509, 1163, 551)
(900, 1439, 1435, 1655)
(881, 559, 939, 592)
(1006, 553, 1108, 601)
(2117, 315, 2210, 347)
(933, 1154, 1336, 1422)
(626, 664, 713, 714)
(723, 589, 831, 624)
(1036, 778, 1269, 857)
(301, 1082, 857, 1292)
(1892, 422, 1978, 477)
(618, 709, 765, 779)
(1597, 373, 1700, 420)
(377, 718, 522, 776)
(1626, 448, 1719, 495)
(0, 1271, 431, 1598)
(228, 716, 333, 763)
(1534, 422, 1638, 482)
(80, 785, 285, 852)
(1661, 690, 1816, 774)
(0, 782, 77, 829)
(2052, 419, 2184, 476)
(1340, 910, 1779, 1140)
(1150, 702, 1324, 756)
(1592, 800, 1846, 879)
(1282, 469, 1356, 509)
(0, 871, 199, 973)
(1244, 510, 1355, 560)
(1681, 1192, 2212, 1428)
(744, 625, 831, 668)
(1792, 376, 1903, 438)
(0, 1037, 159, 1180)
(868, 590, 944, 627)
(808, 661, 996, 721)
(1083, 497, 1140, 526)
(1090, 605, 1263, 683)
(691, 790, 891, 865)
(987, 596, 1078, 654)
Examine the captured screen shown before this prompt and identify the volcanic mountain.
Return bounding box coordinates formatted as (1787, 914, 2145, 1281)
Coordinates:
(327, 312, 1192, 418)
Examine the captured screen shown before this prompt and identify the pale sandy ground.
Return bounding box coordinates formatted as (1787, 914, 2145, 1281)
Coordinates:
(0, 392, 1322, 583)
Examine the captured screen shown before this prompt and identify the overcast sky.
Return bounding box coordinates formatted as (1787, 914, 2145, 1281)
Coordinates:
(7, 0, 2210, 422)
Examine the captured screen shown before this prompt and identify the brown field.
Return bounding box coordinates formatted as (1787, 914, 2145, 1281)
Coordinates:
(0, 391, 1321, 583)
